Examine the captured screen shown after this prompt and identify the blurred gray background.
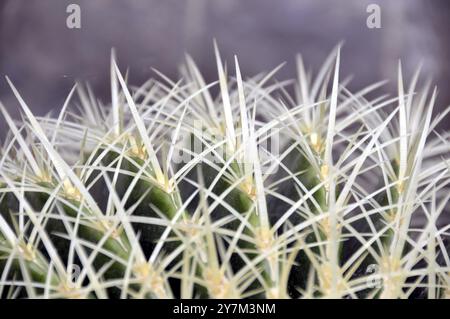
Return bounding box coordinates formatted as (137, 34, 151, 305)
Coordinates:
(0, 0, 449, 131)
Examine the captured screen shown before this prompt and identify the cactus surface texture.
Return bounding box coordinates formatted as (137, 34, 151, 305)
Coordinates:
(0, 46, 449, 299)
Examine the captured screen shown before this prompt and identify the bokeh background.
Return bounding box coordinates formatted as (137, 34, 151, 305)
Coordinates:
(0, 0, 449, 131)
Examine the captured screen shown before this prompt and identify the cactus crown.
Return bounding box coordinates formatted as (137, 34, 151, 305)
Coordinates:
(0, 44, 449, 299)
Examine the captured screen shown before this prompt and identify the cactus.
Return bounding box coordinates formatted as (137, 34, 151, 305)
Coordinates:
(0, 44, 449, 299)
